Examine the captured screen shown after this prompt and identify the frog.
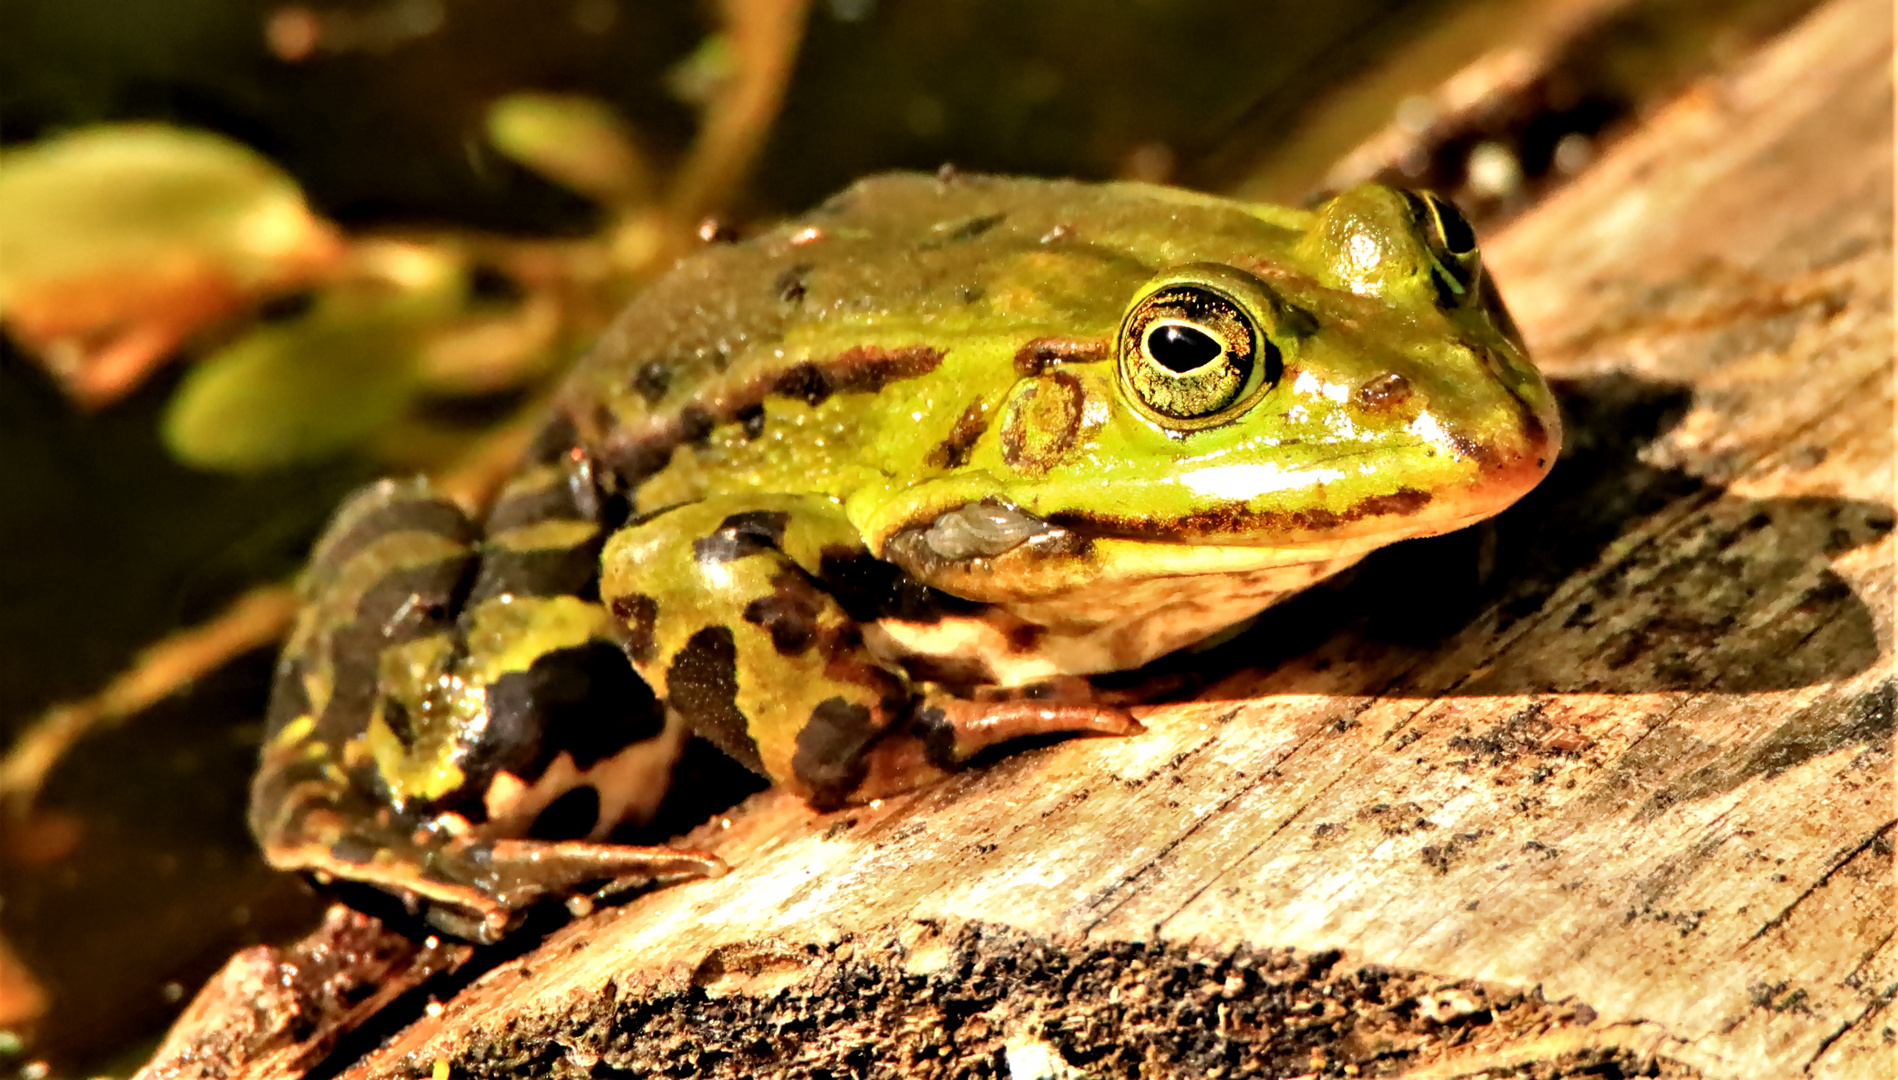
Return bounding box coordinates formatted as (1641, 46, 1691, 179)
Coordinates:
(249, 172, 1560, 943)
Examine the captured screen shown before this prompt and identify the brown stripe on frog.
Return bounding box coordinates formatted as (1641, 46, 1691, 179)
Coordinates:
(584, 344, 946, 488)
(1042, 488, 1434, 544)
(769, 344, 945, 408)
(1012, 335, 1108, 376)
(466, 520, 606, 604)
(664, 626, 765, 775)
(927, 398, 991, 470)
(305, 480, 477, 590)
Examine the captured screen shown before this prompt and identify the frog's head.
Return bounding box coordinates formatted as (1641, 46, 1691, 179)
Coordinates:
(881, 183, 1559, 602)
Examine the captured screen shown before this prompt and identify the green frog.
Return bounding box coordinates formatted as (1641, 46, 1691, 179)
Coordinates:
(250, 172, 1559, 942)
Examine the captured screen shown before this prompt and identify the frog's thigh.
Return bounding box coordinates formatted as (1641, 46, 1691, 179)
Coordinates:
(457, 462, 684, 840)
(600, 495, 911, 806)
(253, 476, 716, 943)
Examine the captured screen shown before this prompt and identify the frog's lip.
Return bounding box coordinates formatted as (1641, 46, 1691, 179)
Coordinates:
(1042, 459, 1549, 552)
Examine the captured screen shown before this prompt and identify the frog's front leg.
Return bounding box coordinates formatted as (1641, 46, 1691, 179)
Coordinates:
(600, 495, 1139, 808)
(250, 475, 719, 943)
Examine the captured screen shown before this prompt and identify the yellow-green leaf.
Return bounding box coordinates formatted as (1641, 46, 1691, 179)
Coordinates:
(163, 303, 427, 473)
(486, 93, 652, 207)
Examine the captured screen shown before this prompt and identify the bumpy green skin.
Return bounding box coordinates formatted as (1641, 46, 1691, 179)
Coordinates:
(251, 173, 1560, 941)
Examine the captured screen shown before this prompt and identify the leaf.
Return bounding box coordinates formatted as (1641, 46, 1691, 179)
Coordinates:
(485, 93, 654, 207)
(163, 302, 429, 473)
(0, 124, 340, 405)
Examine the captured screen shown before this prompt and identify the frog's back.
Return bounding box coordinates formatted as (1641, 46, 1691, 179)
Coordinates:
(555, 172, 1310, 510)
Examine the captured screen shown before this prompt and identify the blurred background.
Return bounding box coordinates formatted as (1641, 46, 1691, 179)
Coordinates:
(0, 0, 1825, 1073)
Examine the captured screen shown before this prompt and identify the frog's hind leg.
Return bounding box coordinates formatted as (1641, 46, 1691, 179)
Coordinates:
(251, 470, 719, 943)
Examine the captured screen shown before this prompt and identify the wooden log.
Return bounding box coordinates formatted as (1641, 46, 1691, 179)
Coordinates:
(149, 0, 1896, 1076)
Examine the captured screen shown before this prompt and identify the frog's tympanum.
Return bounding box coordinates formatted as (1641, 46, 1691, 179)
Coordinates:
(251, 174, 1559, 941)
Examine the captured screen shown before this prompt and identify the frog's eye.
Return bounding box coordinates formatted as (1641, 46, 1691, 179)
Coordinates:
(1402, 190, 1482, 304)
(1119, 272, 1281, 426)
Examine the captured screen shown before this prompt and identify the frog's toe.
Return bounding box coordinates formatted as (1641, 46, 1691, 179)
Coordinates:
(423, 838, 724, 942)
(914, 692, 1143, 765)
(839, 683, 1144, 804)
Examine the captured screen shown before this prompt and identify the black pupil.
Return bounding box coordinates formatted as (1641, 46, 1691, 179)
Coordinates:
(1147, 323, 1223, 372)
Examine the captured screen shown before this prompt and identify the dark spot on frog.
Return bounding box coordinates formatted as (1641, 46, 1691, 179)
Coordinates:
(743, 569, 825, 656)
(602, 439, 672, 489)
(633, 361, 671, 404)
(380, 698, 418, 747)
(775, 264, 810, 305)
(1007, 621, 1045, 652)
(936, 212, 1005, 244)
(610, 594, 660, 664)
(812, 548, 900, 623)
(820, 548, 986, 629)
(523, 414, 582, 465)
(680, 405, 716, 445)
(693, 511, 790, 564)
(480, 641, 664, 778)
(958, 284, 983, 304)
(910, 705, 959, 769)
(791, 697, 879, 807)
(927, 399, 989, 470)
(527, 786, 600, 841)
(1001, 371, 1084, 476)
(1353, 372, 1413, 412)
(771, 345, 945, 408)
(773, 362, 831, 407)
(666, 627, 764, 774)
(736, 403, 767, 440)
(1786, 444, 1829, 470)
(1012, 335, 1108, 376)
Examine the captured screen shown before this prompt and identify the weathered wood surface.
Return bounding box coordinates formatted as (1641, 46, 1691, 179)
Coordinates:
(148, 0, 1896, 1076)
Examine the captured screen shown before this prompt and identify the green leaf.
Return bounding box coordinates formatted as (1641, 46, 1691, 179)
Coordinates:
(0, 124, 334, 312)
(486, 93, 652, 206)
(163, 304, 427, 473)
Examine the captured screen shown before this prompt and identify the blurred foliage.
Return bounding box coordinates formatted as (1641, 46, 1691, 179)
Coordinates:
(0, 126, 339, 408)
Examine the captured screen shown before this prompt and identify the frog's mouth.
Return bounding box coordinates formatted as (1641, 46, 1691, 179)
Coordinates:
(879, 421, 1556, 605)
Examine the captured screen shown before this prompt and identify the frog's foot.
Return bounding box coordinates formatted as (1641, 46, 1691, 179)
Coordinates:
(846, 678, 1142, 802)
(266, 809, 722, 943)
(920, 678, 1143, 763)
